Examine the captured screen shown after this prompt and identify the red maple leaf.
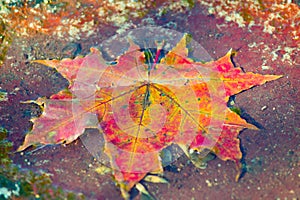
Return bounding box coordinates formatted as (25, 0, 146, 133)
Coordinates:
(18, 34, 281, 199)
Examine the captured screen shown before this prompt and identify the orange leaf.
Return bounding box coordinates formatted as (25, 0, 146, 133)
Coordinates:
(19, 34, 282, 198)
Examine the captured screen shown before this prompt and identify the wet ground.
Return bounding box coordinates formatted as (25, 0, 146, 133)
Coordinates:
(0, 1, 299, 200)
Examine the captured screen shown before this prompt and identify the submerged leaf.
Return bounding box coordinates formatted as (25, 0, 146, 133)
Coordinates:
(19, 34, 282, 199)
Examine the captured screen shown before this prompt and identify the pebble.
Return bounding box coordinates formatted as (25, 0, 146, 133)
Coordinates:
(261, 65, 270, 70)
(205, 180, 212, 187)
(261, 105, 267, 111)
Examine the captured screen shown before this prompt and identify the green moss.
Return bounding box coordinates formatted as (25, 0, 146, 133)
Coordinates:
(0, 127, 12, 166)
(0, 19, 13, 67)
(182, 0, 195, 9)
(0, 127, 85, 199)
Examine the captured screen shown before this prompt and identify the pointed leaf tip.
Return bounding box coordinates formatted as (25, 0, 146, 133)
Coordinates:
(247, 123, 260, 130)
(264, 74, 283, 82)
(31, 59, 61, 68)
(16, 134, 36, 152)
(227, 48, 237, 57)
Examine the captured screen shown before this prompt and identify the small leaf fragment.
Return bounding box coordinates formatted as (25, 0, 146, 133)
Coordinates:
(136, 183, 155, 200)
(144, 175, 168, 184)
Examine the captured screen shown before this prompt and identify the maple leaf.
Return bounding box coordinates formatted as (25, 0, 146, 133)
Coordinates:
(18, 34, 282, 199)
